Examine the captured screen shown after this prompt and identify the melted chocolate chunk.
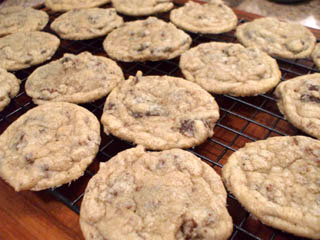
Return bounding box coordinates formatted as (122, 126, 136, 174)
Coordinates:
(202, 119, 215, 129)
(180, 219, 199, 240)
(137, 43, 149, 52)
(300, 94, 320, 103)
(61, 57, 72, 64)
(106, 103, 116, 111)
(145, 111, 161, 117)
(180, 120, 194, 137)
(131, 112, 144, 118)
(309, 85, 320, 91)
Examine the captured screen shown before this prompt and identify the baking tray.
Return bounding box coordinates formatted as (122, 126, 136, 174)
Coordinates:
(0, 3, 319, 240)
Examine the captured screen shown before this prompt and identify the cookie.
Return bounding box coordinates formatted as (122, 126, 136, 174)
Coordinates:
(111, 0, 174, 16)
(25, 52, 124, 104)
(51, 8, 123, 40)
(45, 0, 111, 12)
(0, 31, 60, 71)
(0, 6, 49, 37)
(170, 1, 237, 34)
(180, 42, 281, 96)
(275, 73, 320, 139)
(0, 102, 101, 191)
(312, 43, 320, 69)
(222, 136, 320, 239)
(0, 68, 20, 112)
(103, 17, 191, 62)
(80, 145, 233, 240)
(236, 17, 316, 59)
(101, 72, 220, 150)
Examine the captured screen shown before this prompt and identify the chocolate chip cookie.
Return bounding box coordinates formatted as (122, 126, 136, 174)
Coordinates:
(111, 0, 174, 16)
(80, 145, 233, 240)
(0, 6, 48, 37)
(45, 0, 111, 12)
(236, 17, 316, 59)
(275, 73, 320, 139)
(170, 1, 237, 34)
(103, 17, 191, 62)
(25, 52, 124, 104)
(0, 102, 101, 191)
(0, 68, 20, 112)
(222, 136, 320, 239)
(180, 42, 281, 96)
(101, 72, 220, 150)
(0, 31, 60, 71)
(312, 43, 320, 69)
(51, 8, 123, 40)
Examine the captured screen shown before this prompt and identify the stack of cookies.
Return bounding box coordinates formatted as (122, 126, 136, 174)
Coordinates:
(0, 0, 319, 239)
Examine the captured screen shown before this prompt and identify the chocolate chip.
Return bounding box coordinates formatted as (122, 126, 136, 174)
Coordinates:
(61, 57, 72, 63)
(202, 119, 215, 129)
(145, 111, 161, 117)
(25, 153, 34, 164)
(300, 94, 320, 103)
(106, 103, 116, 111)
(132, 76, 139, 84)
(309, 85, 320, 91)
(131, 112, 143, 118)
(40, 49, 47, 54)
(43, 88, 56, 94)
(163, 47, 172, 53)
(180, 219, 198, 239)
(137, 43, 149, 52)
(180, 120, 194, 137)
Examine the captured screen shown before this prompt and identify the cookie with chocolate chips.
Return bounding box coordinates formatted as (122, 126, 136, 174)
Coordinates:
(0, 31, 60, 71)
(25, 52, 124, 104)
(0, 102, 101, 191)
(51, 8, 123, 40)
(222, 136, 320, 239)
(0, 68, 20, 112)
(170, 1, 237, 34)
(80, 145, 233, 240)
(45, 0, 111, 12)
(0, 6, 48, 37)
(236, 17, 316, 59)
(111, 0, 174, 16)
(180, 42, 281, 96)
(101, 72, 219, 150)
(103, 17, 191, 62)
(275, 73, 320, 139)
(312, 43, 320, 69)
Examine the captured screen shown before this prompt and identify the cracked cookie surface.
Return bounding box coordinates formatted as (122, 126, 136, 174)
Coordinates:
(0, 6, 48, 37)
(25, 52, 124, 104)
(222, 136, 320, 239)
(103, 17, 191, 62)
(0, 68, 20, 112)
(0, 102, 101, 191)
(101, 72, 220, 150)
(80, 145, 233, 240)
(45, 0, 111, 12)
(236, 17, 316, 59)
(180, 42, 281, 96)
(275, 73, 320, 139)
(170, 1, 237, 34)
(111, 0, 173, 16)
(51, 8, 123, 40)
(0, 31, 60, 71)
(312, 43, 320, 69)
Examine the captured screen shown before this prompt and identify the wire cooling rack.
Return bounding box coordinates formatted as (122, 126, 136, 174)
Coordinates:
(0, 3, 319, 240)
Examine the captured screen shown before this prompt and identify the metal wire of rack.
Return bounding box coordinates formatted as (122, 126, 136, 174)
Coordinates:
(0, 3, 319, 240)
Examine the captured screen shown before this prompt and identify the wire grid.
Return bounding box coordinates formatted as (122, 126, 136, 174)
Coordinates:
(0, 3, 319, 240)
